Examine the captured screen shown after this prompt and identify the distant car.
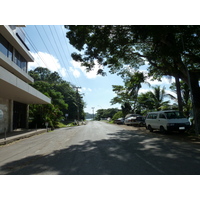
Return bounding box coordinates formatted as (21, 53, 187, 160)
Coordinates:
(114, 118, 124, 124)
(124, 115, 145, 126)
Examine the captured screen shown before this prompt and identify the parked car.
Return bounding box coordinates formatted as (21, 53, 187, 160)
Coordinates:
(145, 110, 190, 133)
(124, 115, 145, 126)
(125, 114, 139, 119)
(114, 118, 124, 124)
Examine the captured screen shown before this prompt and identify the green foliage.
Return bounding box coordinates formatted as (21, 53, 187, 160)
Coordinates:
(112, 111, 123, 121)
(137, 86, 171, 114)
(137, 92, 155, 111)
(65, 25, 200, 134)
(95, 108, 119, 120)
(29, 67, 85, 128)
(111, 70, 149, 115)
(29, 104, 63, 129)
(149, 86, 170, 110)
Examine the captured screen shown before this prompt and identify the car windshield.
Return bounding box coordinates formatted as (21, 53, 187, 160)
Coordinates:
(165, 111, 185, 119)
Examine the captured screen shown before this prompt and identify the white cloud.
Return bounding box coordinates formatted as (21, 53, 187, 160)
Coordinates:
(69, 67, 80, 78)
(80, 87, 92, 93)
(138, 88, 152, 94)
(28, 51, 67, 77)
(147, 76, 175, 86)
(70, 60, 102, 79)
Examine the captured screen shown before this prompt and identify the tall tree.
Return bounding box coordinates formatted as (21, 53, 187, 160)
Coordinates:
(65, 25, 200, 134)
(110, 70, 148, 113)
(29, 67, 85, 128)
(170, 81, 191, 116)
(124, 70, 149, 112)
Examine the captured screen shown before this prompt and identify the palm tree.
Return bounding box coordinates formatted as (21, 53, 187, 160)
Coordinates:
(149, 86, 170, 110)
(124, 70, 150, 112)
(111, 70, 149, 114)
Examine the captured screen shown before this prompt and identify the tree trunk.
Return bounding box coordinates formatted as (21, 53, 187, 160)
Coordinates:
(189, 71, 200, 135)
(175, 76, 183, 114)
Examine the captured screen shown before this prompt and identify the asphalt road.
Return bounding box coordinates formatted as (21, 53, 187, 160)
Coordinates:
(1, 121, 200, 175)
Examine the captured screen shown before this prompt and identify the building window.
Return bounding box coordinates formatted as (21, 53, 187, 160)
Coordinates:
(14, 49, 27, 72)
(0, 34, 13, 61)
(0, 34, 9, 56)
(21, 56, 27, 72)
(0, 34, 27, 72)
(8, 44, 13, 60)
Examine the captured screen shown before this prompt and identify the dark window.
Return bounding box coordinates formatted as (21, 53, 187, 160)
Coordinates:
(21, 56, 27, 71)
(153, 114, 157, 119)
(8, 44, 13, 60)
(159, 113, 166, 119)
(165, 111, 185, 119)
(147, 113, 157, 119)
(14, 49, 27, 72)
(0, 34, 13, 60)
(14, 50, 20, 66)
(0, 34, 27, 72)
(147, 114, 152, 119)
(0, 34, 9, 56)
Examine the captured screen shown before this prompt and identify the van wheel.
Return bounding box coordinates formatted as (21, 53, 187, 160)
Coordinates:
(148, 125, 153, 132)
(160, 126, 167, 134)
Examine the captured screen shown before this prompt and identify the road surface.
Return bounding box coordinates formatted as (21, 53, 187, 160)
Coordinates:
(1, 121, 200, 175)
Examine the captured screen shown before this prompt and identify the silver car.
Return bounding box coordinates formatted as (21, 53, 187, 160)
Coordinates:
(124, 114, 145, 126)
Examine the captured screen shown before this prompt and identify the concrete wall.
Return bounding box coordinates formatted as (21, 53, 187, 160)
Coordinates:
(0, 66, 51, 104)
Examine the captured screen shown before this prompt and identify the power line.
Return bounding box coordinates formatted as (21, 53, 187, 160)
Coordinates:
(59, 25, 82, 87)
(41, 26, 61, 64)
(48, 25, 77, 85)
(23, 28, 51, 70)
(54, 25, 81, 86)
(34, 25, 66, 80)
(25, 25, 82, 88)
(23, 26, 86, 112)
(24, 26, 85, 108)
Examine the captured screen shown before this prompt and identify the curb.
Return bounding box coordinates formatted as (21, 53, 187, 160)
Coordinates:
(0, 129, 47, 146)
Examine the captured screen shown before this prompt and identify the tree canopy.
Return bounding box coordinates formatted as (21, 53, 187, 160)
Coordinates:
(95, 108, 119, 120)
(29, 67, 85, 128)
(65, 25, 200, 134)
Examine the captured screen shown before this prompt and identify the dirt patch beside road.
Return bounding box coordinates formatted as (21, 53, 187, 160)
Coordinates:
(113, 123, 200, 145)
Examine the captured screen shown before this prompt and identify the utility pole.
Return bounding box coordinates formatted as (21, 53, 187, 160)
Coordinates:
(91, 107, 95, 120)
(73, 86, 81, 121)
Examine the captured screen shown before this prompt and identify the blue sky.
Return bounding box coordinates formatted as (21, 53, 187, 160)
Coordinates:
(24, 25, 176, 114)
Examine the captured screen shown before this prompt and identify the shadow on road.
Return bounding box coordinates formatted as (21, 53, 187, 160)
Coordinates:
(1, 128, 200, 175)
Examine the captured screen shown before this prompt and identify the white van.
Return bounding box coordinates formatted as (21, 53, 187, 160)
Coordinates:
(145, 110, 190, 133)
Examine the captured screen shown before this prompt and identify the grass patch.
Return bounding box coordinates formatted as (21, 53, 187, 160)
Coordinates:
(56, 122, 67, 128)
(66, 122, 77, 127)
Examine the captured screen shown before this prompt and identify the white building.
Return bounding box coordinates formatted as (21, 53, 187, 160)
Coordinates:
(0, 25, 51, 134)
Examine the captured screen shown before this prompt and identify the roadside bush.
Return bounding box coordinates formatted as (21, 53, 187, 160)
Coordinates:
(112, 111, 123, 121)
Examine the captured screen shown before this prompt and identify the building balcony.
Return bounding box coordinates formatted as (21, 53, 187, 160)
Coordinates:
(0, 52, 34, 83)
(0, 66, 51, 104)
(0, 25, 34, 62)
